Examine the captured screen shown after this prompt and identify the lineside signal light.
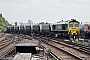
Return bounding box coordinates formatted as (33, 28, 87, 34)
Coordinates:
(35, 46, 39, 51)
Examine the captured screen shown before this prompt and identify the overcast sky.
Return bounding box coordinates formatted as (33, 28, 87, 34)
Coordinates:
(0, 0, 90, 23)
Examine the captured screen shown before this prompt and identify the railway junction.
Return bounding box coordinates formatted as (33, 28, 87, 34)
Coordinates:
(0, 33, 90, 60)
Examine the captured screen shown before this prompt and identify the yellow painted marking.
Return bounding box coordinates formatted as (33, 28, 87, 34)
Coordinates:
(58, 26, 61, 28)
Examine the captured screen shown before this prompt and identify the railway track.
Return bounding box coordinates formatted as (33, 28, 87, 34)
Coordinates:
(22, 34, 90, 60)
(34, 36, 90, 60)
(40, 40, 83, 60)
(49, 40, 90, 60)
(40, 45, 61, 60)
(0, 33, 4, 38)
(14, 34, 60, 60)
(0, 40, 9, 46)
(42, 36, 90, 54)
(50, 37, 90, 54)
(0, 34, 19, 58)
(20, 35, 62, 60)
(11, 34, 90, 60)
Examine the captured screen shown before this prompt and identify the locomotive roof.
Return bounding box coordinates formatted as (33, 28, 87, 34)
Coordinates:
(69, 20, 79, 23)
(53, 21, 68, 25)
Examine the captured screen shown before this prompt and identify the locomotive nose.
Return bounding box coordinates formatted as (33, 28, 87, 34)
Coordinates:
(71, 28, 77, 35)
(73, 30, 75, 31)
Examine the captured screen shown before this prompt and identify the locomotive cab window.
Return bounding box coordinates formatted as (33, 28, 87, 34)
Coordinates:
(75, 24, 79, 27)
(69, 24, 73, 27)
(62, 25, 65, 30)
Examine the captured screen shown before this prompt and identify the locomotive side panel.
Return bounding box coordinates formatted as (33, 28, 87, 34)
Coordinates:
(51, 23, 68, 38)
(52, 24, 68, 32)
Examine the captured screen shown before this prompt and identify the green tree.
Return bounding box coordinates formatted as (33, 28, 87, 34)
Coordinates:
(0, 14, 2, 17)
(39, 22, 49, 24)
(45, 22, 49, 24)
(39, 22, 45, 24)
(0, 13, 9, 32)
(8, 24, 12, 26)
(0, 26, 3, 30)
(0, 17, 3, 26)
(4, 20, 8, 28)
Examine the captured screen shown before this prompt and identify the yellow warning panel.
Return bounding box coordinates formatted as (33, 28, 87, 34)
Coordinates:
(58, 26, 61, 28)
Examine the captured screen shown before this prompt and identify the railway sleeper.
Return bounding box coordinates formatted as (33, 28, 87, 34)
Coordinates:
(40, 37, 90, 55)
(78, 49, 90, 54)
(0, 40, 12, 49)
(0, 47, 15, 58)
(80, 47, 90, 51)
(57, 41, 90, 53)
(52, 40, 90, 55)
(81, 46, 90, 50)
